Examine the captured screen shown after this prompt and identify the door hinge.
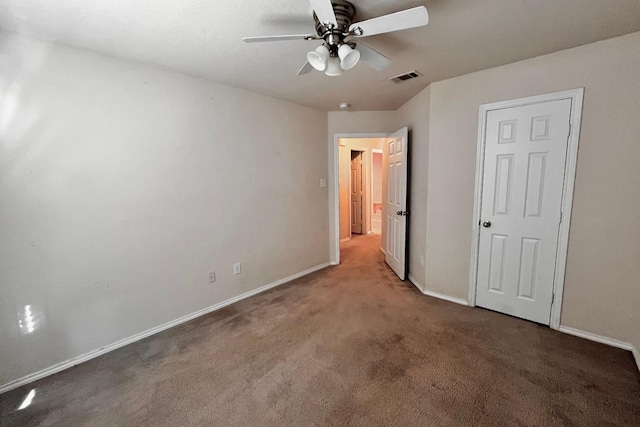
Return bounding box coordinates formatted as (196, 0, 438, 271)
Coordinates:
(559, 211, 563, 224)
(551, 293, 555, 304)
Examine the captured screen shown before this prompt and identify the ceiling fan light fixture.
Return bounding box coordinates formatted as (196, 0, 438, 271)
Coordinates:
(325, 57, 343, 76)
(307, 45, 330, 71)
(338, 44, 360, 70)
(245, 1, 431, 77)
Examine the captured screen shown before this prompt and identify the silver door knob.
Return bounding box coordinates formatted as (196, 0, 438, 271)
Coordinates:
(482, 221, 491, 228)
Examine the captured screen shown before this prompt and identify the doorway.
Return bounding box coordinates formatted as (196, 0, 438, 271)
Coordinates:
(469, 89, 584, 328)
(332, 129, 410, 281)
(337, 138, 385, 242)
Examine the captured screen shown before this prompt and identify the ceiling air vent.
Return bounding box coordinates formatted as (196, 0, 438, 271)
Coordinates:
(389, 70, 423, 84)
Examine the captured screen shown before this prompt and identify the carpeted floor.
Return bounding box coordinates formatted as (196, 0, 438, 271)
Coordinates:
(1, 234, 639, 426)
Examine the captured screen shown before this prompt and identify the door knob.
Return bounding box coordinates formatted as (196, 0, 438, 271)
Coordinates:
(482, 221, 491, 228)
(396, 211, 409, 216)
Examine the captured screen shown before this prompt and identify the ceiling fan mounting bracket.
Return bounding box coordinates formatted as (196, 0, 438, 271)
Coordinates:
(313, 0, 356, 34)
(314, 0, 356, 45)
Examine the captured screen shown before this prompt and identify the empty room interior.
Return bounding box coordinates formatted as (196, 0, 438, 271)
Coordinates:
(1, 0, 639, 425)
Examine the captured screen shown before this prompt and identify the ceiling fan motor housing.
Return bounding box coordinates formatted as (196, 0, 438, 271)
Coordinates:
(314, 0, 356, 55)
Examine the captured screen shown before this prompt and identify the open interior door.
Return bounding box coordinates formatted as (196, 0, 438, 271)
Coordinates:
(383, 127, 409, 280)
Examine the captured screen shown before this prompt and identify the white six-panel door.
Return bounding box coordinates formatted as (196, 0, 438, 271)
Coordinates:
(475, 99, 572, 324)
(384, 128, 409, 280)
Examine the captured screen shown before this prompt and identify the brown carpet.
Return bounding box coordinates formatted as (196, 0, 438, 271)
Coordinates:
(1, 234, 639, 426)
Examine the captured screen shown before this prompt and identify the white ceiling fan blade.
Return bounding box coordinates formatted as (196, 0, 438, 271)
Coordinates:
(350, 6, 429, 37)
(243, 34, 313, 43)
(309, 0, 337, 26)
(297, 61, 314, 75)
(356, 43, 391, 71)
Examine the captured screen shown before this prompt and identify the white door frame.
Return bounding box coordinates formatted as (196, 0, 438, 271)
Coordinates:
(468, 88, 584, 330)
(332, 133, 391, 265)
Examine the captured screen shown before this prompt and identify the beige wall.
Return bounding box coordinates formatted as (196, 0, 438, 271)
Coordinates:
(338, 138, 385, 240)
(327, 111, 399, 136)
(425, 32, 640, 351)
(0, 37, 329, 385)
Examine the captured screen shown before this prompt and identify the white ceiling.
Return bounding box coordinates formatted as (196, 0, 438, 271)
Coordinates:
(1, 0, 639, 111)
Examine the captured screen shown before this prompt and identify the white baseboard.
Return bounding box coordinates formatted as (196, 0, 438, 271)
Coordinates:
(407, 274, 424, 292)
(0, 262, 331, 395)
(422, 289, 469, 306)
(408, 274, 640, 375)
(557, 326, 634, 351)
(408, 275, 469, 306)
(379, 247, 385, 256)
(340, 237, 350, 243)
(558, 326, 640, 373)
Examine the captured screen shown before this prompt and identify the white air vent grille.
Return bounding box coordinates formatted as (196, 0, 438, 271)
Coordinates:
(389, 70, 423, 84)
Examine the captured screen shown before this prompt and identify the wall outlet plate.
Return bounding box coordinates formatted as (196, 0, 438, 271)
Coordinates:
(209, 271, 216, 283)
(233, 263, 241, 275)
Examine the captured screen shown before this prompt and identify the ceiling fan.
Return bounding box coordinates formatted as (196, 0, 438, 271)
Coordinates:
(243, 0, 429, 76)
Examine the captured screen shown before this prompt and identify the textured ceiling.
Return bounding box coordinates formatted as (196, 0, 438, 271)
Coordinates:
(1, 0, 639, 111)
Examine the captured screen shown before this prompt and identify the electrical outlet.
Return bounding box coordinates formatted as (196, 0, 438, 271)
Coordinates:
(320, 178, 327, 188)
(209, 271, 216, 283)
(233, 262, 241, 275)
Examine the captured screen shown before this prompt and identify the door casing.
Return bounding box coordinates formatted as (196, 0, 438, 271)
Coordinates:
(468, 88, 584, 330)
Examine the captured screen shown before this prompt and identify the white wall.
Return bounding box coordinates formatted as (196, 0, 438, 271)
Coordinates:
(424, 32, 640, 351)
(0, 36, 329, 386)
